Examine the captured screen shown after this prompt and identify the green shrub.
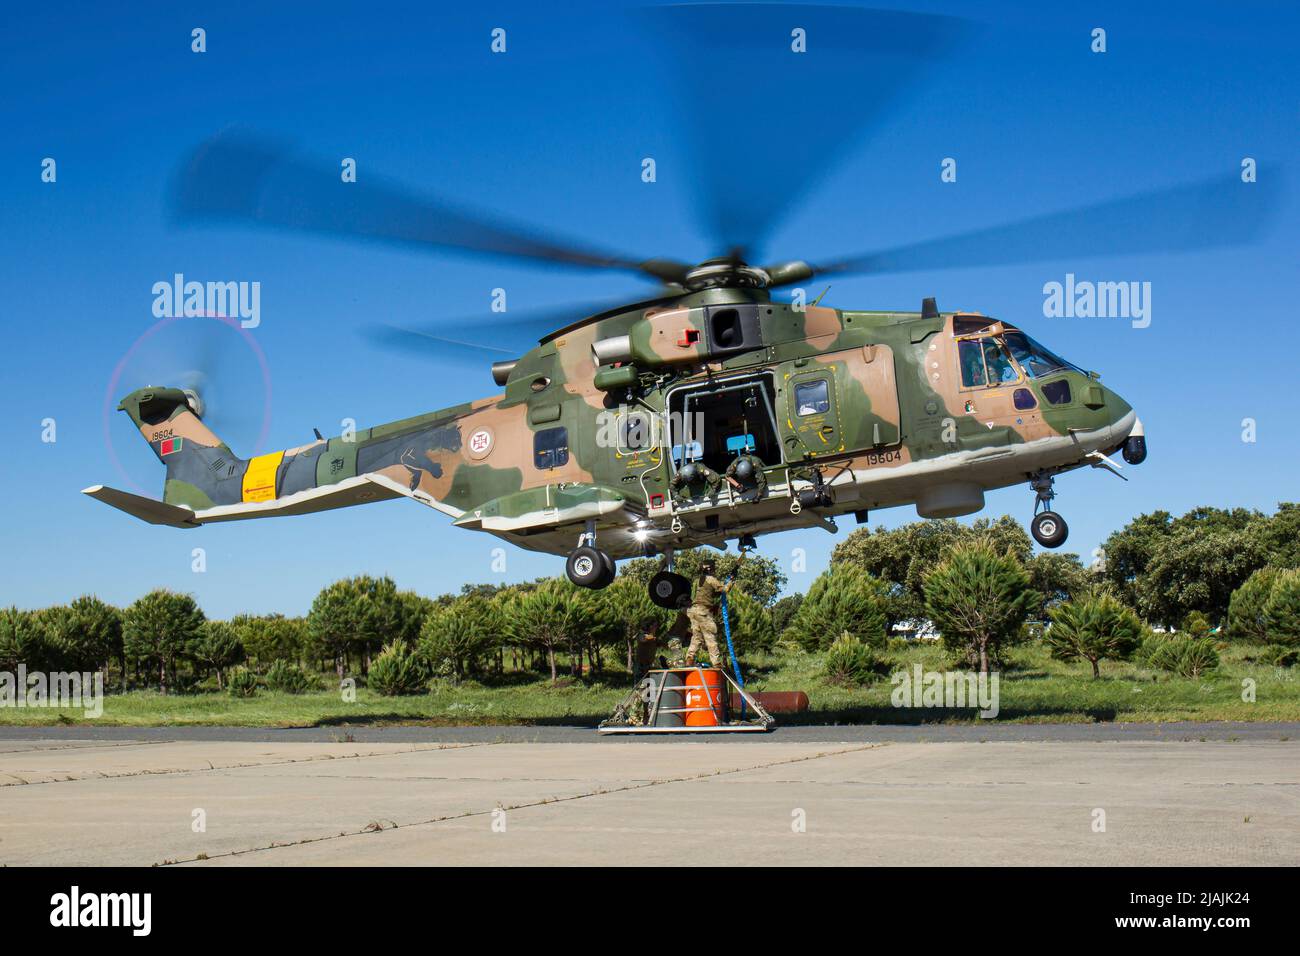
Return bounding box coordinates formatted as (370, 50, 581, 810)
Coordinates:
(265, 660, 313, 694)
(1134, 631, 1168, 667)
(418, 607, 491, 681)
(0, 607, 53, 672)
(1148, 636, 1220, 678)
(1262, 569, 1300, 647)
(786, 566, 890, 651)
(727, 589, 776, 654)
(823, 633, 883, 687)
(368, 641, 428, 696)
(1181, 610, 1212, 639)
(226, 666, 259, 698)
(1227, 568, 1280, 643)
(923, 543, 1037, 673)
(1257, 644, 1298, 668)
(1043, 594, 1142, 678)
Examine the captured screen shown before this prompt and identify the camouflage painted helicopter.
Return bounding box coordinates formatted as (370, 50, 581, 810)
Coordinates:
(83, 6, 1271, 608)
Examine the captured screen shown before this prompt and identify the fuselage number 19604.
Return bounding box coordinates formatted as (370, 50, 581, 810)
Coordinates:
(863, 448, 901, 467)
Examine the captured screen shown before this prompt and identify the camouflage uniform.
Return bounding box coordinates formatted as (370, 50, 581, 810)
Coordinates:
(684, 573, 728, 668)
(669, 463, 723, 502)
(724, 454, 768, 502)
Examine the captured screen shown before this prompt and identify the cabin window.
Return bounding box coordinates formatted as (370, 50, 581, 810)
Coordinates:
(1042, 380, 1072, 405)
(795, 379, 830, 416)
(1013, 388, 1037, 410)
(533, 426, 569, 469)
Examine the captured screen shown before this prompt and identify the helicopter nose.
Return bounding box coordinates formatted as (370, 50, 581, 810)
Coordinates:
(1108, 406, 1147, 465)
(1122, 415, 1147, 464)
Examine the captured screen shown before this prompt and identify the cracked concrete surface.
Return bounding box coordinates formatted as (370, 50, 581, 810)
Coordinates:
(0, 735, 1295, 866)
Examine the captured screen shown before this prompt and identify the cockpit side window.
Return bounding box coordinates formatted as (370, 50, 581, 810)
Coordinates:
(1003, 331, 1077, 379)
(982, 339, 1018, 384)
(958, 339, 987, 387)
(959, 337, 1018, 388)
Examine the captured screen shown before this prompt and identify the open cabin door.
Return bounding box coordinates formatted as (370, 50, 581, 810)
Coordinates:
(665, 374, 784, 474)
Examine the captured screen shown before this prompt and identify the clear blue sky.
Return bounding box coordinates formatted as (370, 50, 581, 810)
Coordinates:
(2, 1, 1296, 618)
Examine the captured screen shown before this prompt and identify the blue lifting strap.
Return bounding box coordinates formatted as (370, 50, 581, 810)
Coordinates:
(720, 586, 745, 717)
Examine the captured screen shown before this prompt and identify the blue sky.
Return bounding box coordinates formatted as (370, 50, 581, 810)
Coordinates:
(2, 1, 1296, 618)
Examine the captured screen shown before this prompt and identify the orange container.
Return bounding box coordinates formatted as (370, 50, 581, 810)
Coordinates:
(683, 668, 726, 726)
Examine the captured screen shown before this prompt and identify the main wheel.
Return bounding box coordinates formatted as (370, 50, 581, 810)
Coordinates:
(566, 546, 607, 588)
(595, 551, 617, 589)
(648, 570, 692, 609)
(1031, 511, 1069, 548)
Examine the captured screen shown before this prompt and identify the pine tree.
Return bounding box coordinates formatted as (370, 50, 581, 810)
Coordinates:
(189, 620, 244, 689)
(923, 543, 1038, 674)
(786, 566, 890, 650)
(1263, 569, 1300, 647)
(1227, 567, 1279, 643)
(1044, 593, 1142, 678)
(123, 590, 205, 693)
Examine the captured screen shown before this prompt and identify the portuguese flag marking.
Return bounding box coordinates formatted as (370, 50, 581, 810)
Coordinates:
(159, 437, 184, 456)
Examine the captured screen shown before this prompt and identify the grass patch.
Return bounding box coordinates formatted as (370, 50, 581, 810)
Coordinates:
(3, 642, 1297, 727)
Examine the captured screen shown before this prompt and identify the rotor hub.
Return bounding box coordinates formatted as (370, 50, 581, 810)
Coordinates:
(681, 258, 769, 291)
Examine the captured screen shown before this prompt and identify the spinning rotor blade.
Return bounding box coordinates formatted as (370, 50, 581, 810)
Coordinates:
(172, 133, 693, 284)
(641, 4, 976, 257)
(791, 168, 1280, 283)
(363, 294, 680, 363)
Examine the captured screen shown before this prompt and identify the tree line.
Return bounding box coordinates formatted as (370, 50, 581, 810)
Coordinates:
(2, 503, 1296, 695)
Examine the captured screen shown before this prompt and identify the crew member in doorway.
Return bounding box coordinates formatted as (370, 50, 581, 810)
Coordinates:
(684, 561, 729, 671)
(724, 453, 768, 503)
(670, 461, 723, 502)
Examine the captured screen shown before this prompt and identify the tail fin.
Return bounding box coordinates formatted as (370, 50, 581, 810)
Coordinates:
(116, 387, 246, 511)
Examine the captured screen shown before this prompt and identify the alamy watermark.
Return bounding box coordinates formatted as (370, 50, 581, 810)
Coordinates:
(1043, 273, 1151, 329)
(890, 664, 1000, 718)
(152, 273, 260, 328)
(0, 666, 103, 718)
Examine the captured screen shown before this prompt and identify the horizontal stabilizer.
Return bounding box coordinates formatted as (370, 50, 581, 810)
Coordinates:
(191, 474, 408, 523)
(82, 485, 201, 528)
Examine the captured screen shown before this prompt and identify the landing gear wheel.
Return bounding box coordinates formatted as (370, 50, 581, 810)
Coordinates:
(596, 551, 617, 589)
(566, 546, 609, 588)
(648, 570, 692, 610)
(1031, 511, 1069, 548)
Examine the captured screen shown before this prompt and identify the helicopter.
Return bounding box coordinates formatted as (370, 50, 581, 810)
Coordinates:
(83, 5, 1273, 609)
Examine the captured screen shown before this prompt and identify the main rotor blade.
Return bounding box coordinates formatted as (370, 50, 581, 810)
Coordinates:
(363, 293, 680, 362)
(640, 4, 976, 256)
(805, 169, 1281, 281)
(172, 133, 693, 283)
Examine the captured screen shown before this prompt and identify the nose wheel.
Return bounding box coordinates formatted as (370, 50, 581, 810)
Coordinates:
(1029, 472, 1069, 548)
(565, 522, 616, 589)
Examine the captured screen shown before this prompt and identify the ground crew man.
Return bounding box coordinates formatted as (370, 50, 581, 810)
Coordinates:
(724, 453, 768, 502)
(684, 560, 729, 670)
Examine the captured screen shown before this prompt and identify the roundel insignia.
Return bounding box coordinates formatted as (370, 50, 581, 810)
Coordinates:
(467, 427, 494, 460)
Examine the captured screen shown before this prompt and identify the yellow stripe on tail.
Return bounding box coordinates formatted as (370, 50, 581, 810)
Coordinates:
(241, 451, 284, 503)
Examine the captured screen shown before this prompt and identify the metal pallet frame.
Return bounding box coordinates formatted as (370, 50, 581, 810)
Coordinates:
(598, 665, 775, 735)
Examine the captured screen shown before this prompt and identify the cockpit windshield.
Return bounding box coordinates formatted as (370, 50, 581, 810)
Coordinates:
(1002, 331, 1079, 379)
